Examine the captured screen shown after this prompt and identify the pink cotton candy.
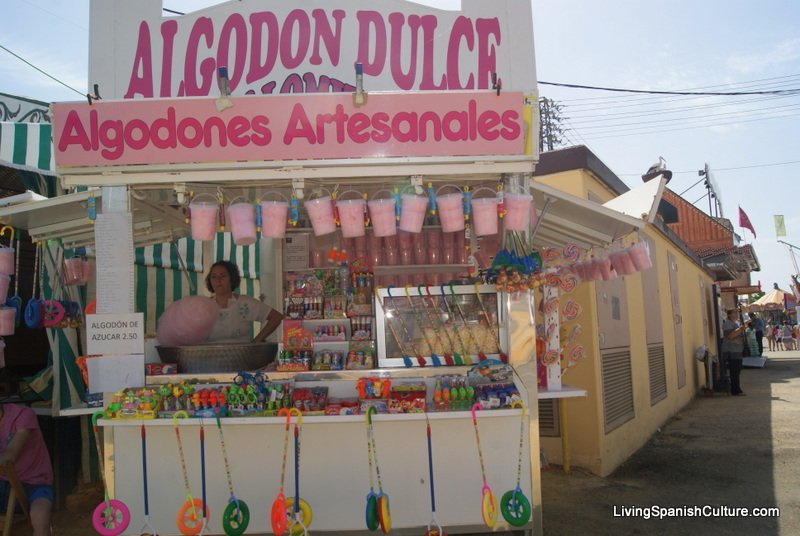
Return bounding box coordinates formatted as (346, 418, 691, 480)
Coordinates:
(156, 296, 219, 346)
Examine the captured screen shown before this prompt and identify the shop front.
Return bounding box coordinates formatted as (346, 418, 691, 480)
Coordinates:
(0, 2, 656, 534)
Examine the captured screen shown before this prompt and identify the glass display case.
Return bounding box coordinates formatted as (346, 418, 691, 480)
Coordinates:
(375, 284, 506, 367)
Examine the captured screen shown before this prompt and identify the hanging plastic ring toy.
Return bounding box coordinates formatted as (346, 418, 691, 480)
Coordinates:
(90, 411, 131, 536)
(284, 497, 313, 535)
(501, 487, 532, 527)
(42, 300, 65, 328)
(177, 498, 209, 535)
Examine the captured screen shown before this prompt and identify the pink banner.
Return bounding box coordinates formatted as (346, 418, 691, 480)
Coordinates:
(52, 92, 525, 167)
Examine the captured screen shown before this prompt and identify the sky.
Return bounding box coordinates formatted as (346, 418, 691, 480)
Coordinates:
(2, 0, 799, 292)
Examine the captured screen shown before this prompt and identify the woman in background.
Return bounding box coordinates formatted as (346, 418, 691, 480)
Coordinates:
(205, 260, 284, 343)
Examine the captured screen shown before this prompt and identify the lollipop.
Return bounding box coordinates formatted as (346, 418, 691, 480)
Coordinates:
(561, 300, 582, 321)
(541, 350, 560, 366)
(568, 345, 585, 365)
(559, 273, 578, 293)
(562, 243, 581, 263)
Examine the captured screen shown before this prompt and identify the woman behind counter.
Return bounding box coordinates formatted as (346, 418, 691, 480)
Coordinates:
(205, 260, 284, 343)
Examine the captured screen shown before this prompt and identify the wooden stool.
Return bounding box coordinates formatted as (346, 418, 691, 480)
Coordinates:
(0, 462, 31, 536)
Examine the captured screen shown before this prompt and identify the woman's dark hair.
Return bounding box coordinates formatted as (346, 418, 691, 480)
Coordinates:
(205, 260, 241, 293)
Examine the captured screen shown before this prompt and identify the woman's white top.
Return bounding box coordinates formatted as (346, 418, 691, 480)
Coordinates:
(206, 294, 273, 343)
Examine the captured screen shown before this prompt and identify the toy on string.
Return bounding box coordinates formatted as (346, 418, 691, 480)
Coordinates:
(271, 408, 299, 536)
(217, 188, 226, 232)
(289, 194, 300, 227)
(173, 411, 210, 535)
(365, 407, 391, 533)
(447, 283, 487, 361)
(424, 415, 446, 536)
(374, 288, 415, 368)
(24, 243, 43, 328)
(473, 282, 507, 363)
(216, 416, 250, 536)
(363, 408, 379, 532)
(427, 182, 437, 216)
(500, 404, 532, 527)
(437, 285, 473, 365)
(470, 403, 498, 529)
(90, 411, 131, 536)
(386, 286, 425, 367)
(88, 193, 97, 223)
(423, 285, 462, 366)
(286, 408, 313, 536)
(404, 285, 442, 366)
(136, 423, 157, 536)
(5, 232, 22, 325)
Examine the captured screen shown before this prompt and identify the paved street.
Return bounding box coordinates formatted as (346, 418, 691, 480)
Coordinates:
(542, 350, 800, 535)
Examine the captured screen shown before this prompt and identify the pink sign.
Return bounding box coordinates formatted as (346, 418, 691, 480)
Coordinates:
(52, 92, 525, 167)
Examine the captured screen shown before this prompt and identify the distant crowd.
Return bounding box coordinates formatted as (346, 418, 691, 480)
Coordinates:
(763, 320, 797, 352)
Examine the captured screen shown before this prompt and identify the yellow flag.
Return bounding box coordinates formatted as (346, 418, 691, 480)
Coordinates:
(774, 215, 786, 237)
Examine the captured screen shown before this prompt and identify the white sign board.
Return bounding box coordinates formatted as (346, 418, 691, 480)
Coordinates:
(89, 0, 536, 99)
(86, 354, 145, 394)
(86, 313, 145, 355)
(94, 212, 135, 313)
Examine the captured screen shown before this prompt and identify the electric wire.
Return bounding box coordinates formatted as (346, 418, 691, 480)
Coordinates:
(0, 43, 84, 97)
(540, 80, 800, 96)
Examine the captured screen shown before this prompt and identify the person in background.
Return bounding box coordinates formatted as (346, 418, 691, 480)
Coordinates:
(774, 323, 784, 351)
(782, 322, 796, 351)
(745, 322, 759, 358)
(205, 260, 284, 343)
(765, 321, 774, 352)
(750, 313, 765, 356)
(0, 403, 53, 536)
(722, 309, 746, 396)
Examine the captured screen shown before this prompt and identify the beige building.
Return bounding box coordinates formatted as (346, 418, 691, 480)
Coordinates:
(534, 146, 718, 476)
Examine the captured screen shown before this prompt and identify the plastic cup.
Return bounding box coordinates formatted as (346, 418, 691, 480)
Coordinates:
(64, 257, 85, 285)
(610, 250, 637, 276)
(260, 200, 290, 238)
(398, 194, 428, 233)
(436, 192, 465, 232)
(0, 248, 14, 275)
(0, 306, 15, 336)
(412, 232, 426, 264)
(337, 198, 367, 238)
(629, 241, 652, 271)
(189, 200, 218, 241)
(368, 198, 397, 237)
(227, 202, 258, 245)
(82, 259, 95, 282)
(0, 274, 9, 302)
(503, 193, 533, 231)
(427, 229, 441, 265)
(471, 197, 499, 236)
(442, 232, 455, 264)
(305, 196, 336, 236)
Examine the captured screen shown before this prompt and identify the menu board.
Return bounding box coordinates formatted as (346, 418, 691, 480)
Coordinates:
(94, 212, 135, 313)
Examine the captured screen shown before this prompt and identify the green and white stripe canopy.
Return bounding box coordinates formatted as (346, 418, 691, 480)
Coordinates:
(0, 122, 54, 174)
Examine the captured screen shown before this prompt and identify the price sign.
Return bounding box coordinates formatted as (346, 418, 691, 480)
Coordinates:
(86, 313, 145, 355)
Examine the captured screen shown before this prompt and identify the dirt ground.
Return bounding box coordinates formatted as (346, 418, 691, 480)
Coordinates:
(24, 351, 800, 535)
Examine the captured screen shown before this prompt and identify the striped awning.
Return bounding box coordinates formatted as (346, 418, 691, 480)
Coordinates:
(0, 122, 55, 174)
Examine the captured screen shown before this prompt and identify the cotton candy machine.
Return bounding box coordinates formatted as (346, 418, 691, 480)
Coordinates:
(156, 342, 278, 373)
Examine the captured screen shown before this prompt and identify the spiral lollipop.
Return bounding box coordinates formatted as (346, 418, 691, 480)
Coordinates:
(568, 344, 585, 365)
(544, 297, 560, 315)
(559, 273, 578, 293)
(541, 350, 560, 366)
(561, 300, 583, 321)
(562, 243, 581, 263)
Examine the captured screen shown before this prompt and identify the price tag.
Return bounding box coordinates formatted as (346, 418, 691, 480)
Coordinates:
(86, 313, 145, 355)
